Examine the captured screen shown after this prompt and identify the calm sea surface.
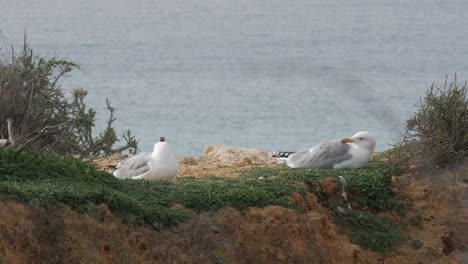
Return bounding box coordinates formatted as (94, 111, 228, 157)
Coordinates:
(1, 0, 468, 156)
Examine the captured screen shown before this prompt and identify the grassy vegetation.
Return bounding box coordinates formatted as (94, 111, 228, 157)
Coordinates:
(336, 210, 404, 252)
(0, 146, 405, 252)
(241, 159, 400, 211)
(0, 147, 307, 229)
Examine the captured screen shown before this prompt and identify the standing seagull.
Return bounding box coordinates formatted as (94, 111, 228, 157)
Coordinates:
(113, 137, 179, 180)
(285, 131, 376, 169)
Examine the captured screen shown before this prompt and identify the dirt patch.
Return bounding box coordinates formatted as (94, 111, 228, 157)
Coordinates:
(383, 161, 468, 264)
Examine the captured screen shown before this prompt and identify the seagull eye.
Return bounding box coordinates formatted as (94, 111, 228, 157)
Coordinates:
(359, 137, 364, 140)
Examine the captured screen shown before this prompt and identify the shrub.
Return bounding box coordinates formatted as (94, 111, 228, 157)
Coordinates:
(0, 38, 138, 156)
(405, 76, 467, 164)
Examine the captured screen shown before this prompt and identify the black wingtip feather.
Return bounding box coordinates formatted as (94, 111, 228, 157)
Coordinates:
(272, 151, 295, 158)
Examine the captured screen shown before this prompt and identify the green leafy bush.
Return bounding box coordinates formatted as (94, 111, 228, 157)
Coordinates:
(0, 39, 138, 156)
(405, 76, 467, 164)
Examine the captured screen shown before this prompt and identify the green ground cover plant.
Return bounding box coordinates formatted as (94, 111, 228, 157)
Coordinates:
(242, 158, 399, 211)
(336, 210, 404, 253)
(0, 147, 306, 229)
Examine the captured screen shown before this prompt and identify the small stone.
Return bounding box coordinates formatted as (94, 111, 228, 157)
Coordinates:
(214, 256, 224, 264)
(391, 176, 398, 189)
(411, 239, 423, 250)
(211, 225, 220, 233)
(104, 244, 111, 251)
(336, 206, 346, 214)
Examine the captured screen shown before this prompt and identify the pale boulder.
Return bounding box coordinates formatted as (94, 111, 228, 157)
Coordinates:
(204, 145, 275, 166)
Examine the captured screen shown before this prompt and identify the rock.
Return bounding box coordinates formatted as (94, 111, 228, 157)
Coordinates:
(457, 164, 468, 182)
(97, 204, 113, 222)
(204, 145, 275, 166)
(0, 139, 7, 146)
(411, 239, 423, 250)
(214, 256, 224, 264)
(318, 178, 338, 194)
(211, 225, 220, 233)
(237, 157, 253, 165)
(336, 206, 346, 214)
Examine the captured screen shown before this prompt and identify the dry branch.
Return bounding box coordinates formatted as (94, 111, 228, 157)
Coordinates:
(6, 118, 14, 145)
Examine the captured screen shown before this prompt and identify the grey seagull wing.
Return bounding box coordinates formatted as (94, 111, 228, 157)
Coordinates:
(287, 139, 352, 169)
(114, 152, 152, 179)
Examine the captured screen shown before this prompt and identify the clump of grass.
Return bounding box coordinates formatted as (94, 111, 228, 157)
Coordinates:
(369, 148, 408, 176)
(404, 75, 467, 165)
(408, 214, 423, 229)
(337, 210, 405, 253)
(242, 165, 397, 211)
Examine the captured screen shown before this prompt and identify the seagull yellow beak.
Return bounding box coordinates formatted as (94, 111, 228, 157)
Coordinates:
(341, 137, 354, 144)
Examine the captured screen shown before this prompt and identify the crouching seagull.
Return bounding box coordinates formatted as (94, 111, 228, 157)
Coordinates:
(113, 137, 179, 179)
(282, 131, 376, 169)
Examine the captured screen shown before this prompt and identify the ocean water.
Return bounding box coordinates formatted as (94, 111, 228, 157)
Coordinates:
(1, 0, 468, 156)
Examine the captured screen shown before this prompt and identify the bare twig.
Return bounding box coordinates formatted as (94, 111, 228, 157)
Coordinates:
(20, 120, 72, 148)
(339, 176, 352, 209)
(7, 118, 14, 145)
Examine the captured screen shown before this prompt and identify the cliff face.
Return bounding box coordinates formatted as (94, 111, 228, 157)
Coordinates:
(0, 196, 380, 264)
(0, 173, 465, 264)
(0, 146, 466, 264)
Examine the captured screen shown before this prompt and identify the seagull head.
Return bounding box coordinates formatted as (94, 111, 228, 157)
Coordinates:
(152, 136, 176, 158)
(340, 131, 376, 152)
